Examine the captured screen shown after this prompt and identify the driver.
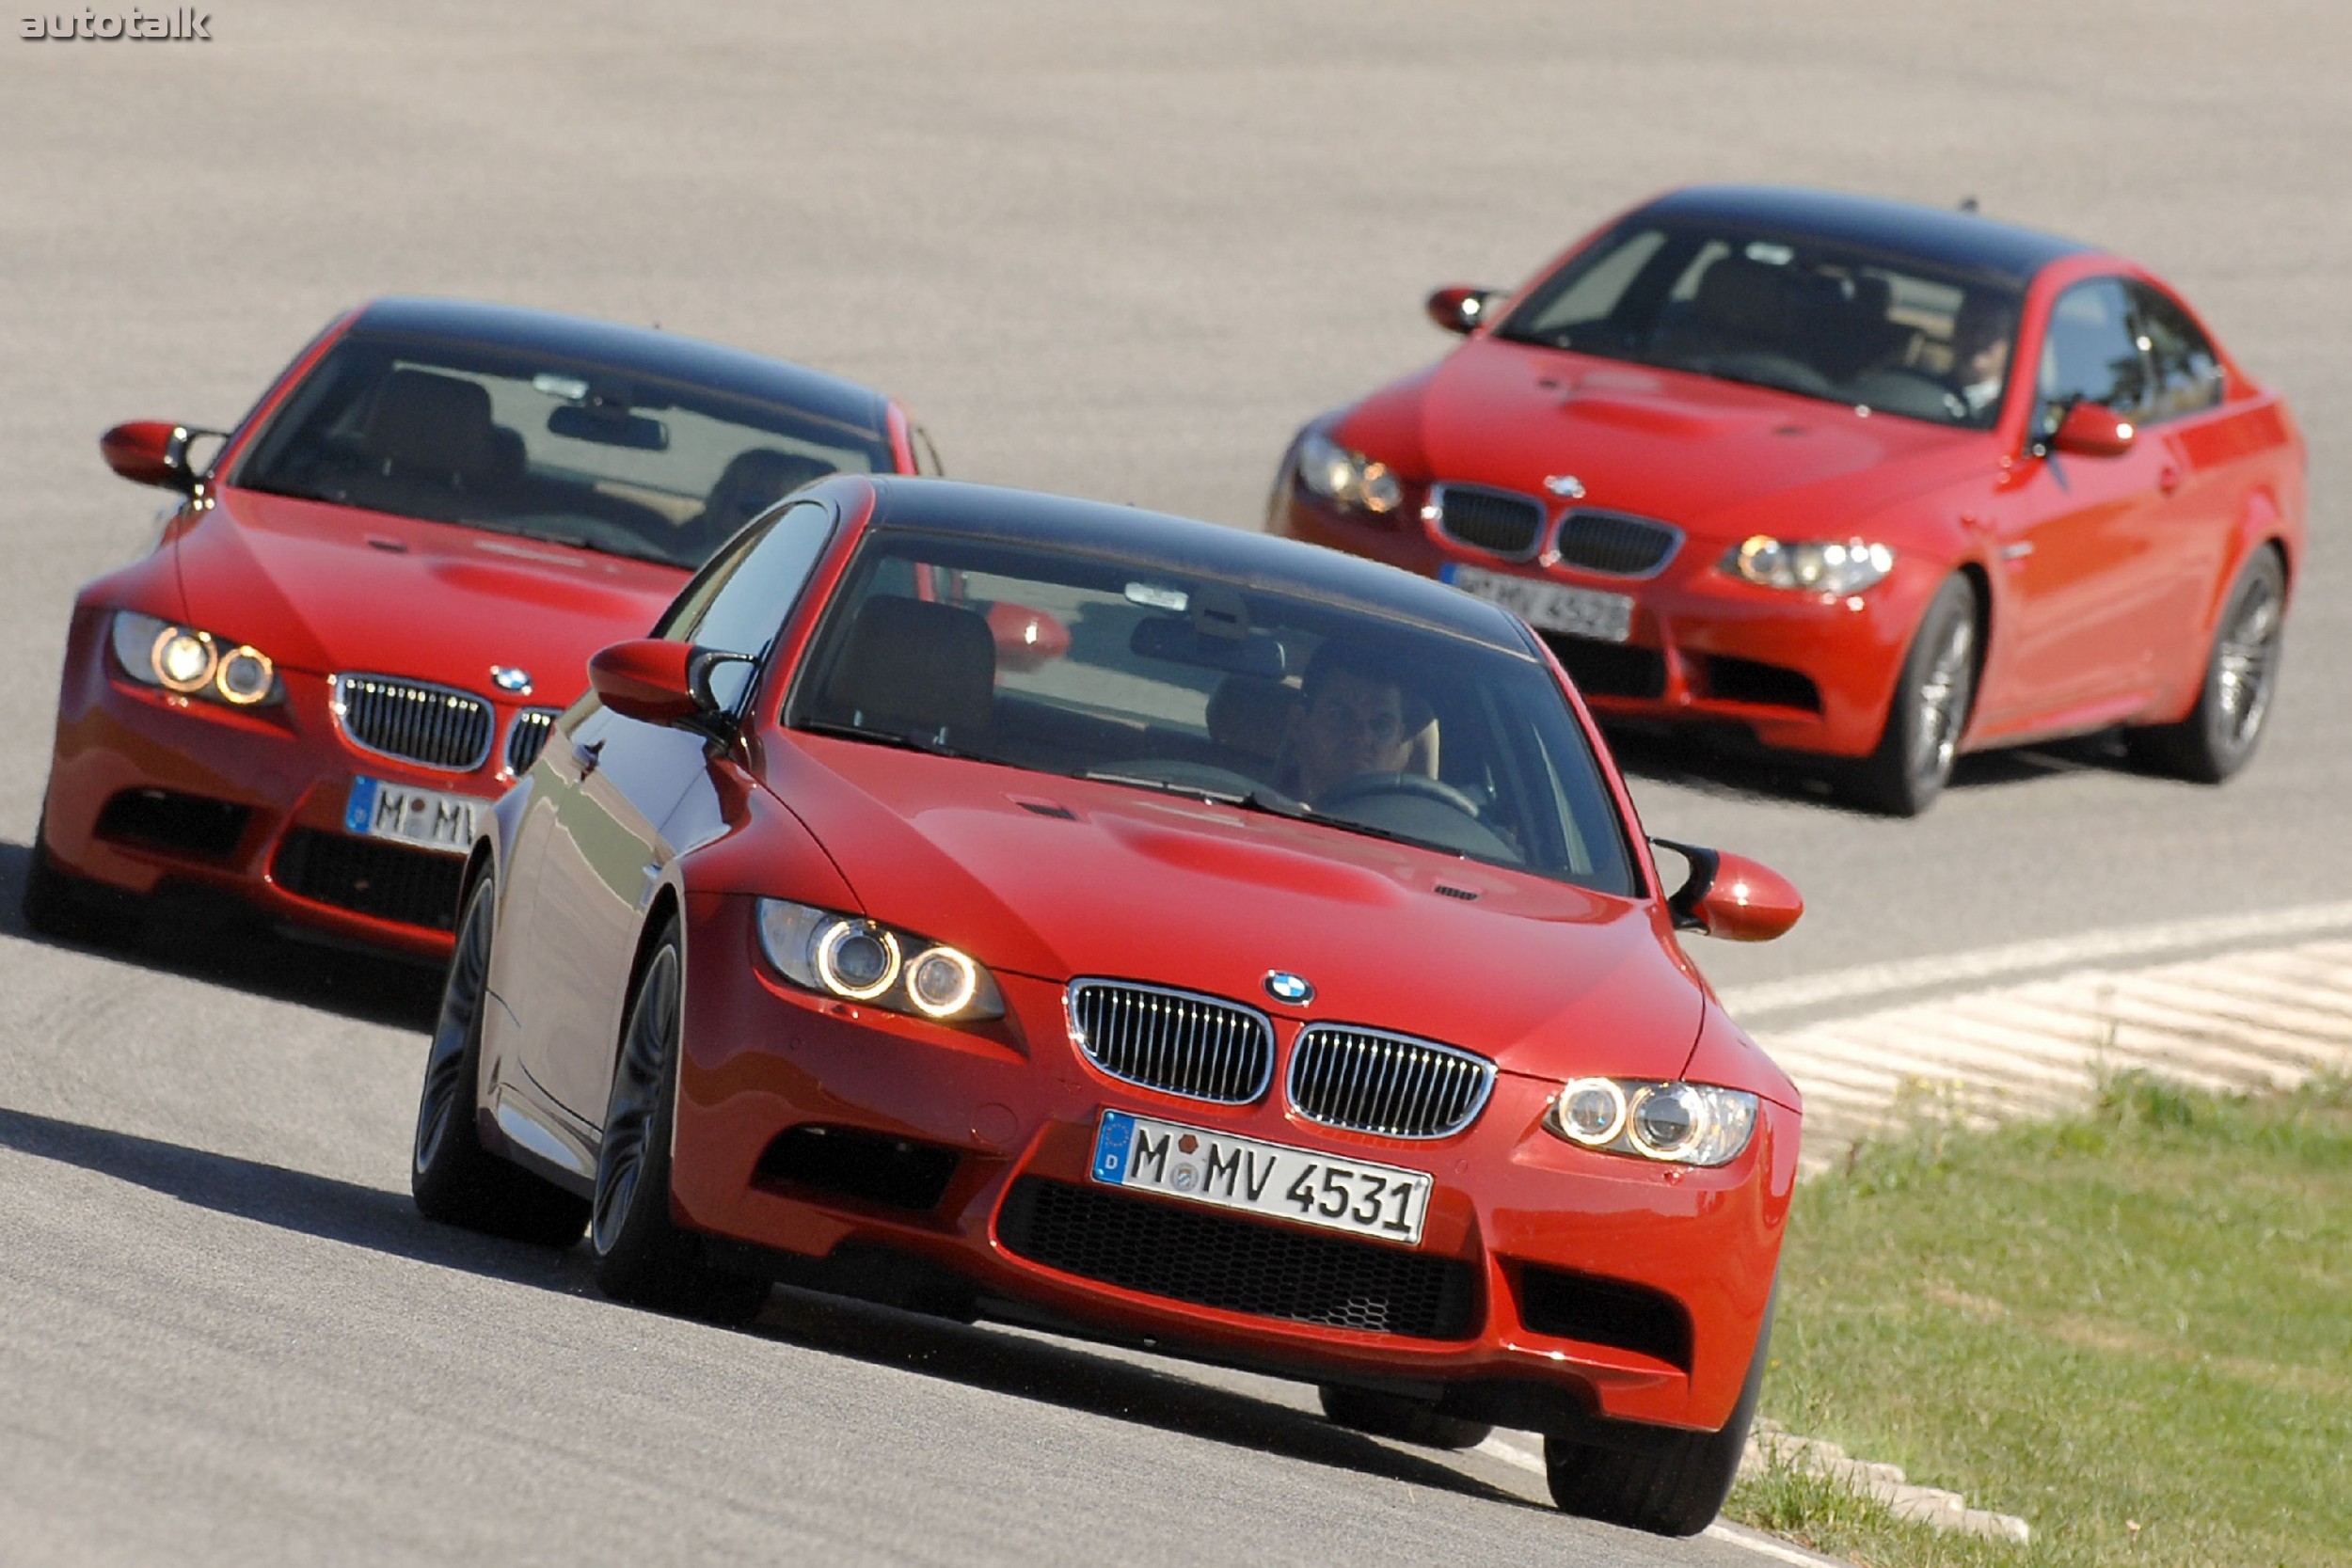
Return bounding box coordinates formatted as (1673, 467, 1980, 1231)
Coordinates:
(1283, 641, 1432, 804)
(1948, 294, 2016, 418)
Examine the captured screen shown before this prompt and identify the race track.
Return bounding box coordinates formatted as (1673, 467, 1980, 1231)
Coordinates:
(0, 4, 2342, 1562)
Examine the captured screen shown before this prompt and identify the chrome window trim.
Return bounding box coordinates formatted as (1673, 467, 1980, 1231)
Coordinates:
(1430, 481, 1550, 563)
(328, 672, 497, 773)
(1286, 1023, 1498, 1140)
(1064, 977, 1278, 1105)
(1541, 508, 1687, 581)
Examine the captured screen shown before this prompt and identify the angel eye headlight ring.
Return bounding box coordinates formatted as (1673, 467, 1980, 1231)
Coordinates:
(151, 626, 218, 693)
(813, 919, 901, 1001)
(906, 946, 980, 1018)
(1554, 1077, 1629, 1147)
(215, 646, 276, 705)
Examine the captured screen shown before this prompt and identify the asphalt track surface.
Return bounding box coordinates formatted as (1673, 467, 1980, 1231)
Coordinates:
(0, 5, 2343, 1563)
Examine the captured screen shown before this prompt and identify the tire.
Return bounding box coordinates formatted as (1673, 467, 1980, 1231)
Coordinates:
(2124, 548, 2286, 784)
(1543, 1288, 1774, 1537)
(411, 877, 592, 1245)
(20, 803, 138, 946)
(1318, 1384, 1493, 1450)
(1844, 575, 1979, 817)
(588, 918, 769, 1323)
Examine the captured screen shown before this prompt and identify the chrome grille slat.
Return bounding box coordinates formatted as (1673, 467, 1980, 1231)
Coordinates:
(332, 673, 496, 772)
(1552, 509, 1683, 578)
(1288, 1025, 1496, 1140)
(1433, 483, 1547, 559)
(504, 706, 561, 774)
(1069, 981, 1274, 1105)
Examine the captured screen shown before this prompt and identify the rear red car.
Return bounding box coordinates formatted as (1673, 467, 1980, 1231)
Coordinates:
(29, 297, 930, 958)
(1274, 186, 2306, 814)
(409, 476, 1805, 1536)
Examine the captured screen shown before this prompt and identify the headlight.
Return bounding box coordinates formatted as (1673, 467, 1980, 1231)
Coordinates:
(756, 898, 1004, 1022)
(1546, 1076, 1758, 1167)
(109, 611, 282, 707)
(1295, 429, 1405, 515)
(1724, 536, 1895, 594)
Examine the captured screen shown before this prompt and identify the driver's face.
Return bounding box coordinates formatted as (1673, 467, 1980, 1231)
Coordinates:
(1294, 672, 1410, 800)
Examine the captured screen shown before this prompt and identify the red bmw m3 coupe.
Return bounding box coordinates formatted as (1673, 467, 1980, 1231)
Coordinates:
(409, 475, 1804, 1536)
(1274, 186, 2306, 814)
(28, 297, 932, 958)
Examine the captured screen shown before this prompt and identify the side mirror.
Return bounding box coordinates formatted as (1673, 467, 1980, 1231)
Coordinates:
(101, 420, 224, 493)
(2045, 401, 2136, 459)
(588, 639, 755, 730)
(1425, 285, 1502, 337)
(1650, 838, 1804, 942)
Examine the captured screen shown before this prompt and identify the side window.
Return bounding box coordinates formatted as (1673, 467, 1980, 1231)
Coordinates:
(2129, 284, 2226, 422)
(656, 499, 836, 710)
(2038, 279, 2153, 424)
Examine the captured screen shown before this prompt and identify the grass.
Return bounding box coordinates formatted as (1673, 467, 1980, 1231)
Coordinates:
(1723, 1072, 2352, 1568)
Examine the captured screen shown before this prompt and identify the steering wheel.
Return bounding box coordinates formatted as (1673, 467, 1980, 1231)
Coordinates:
(1313, 771, 1485, 819)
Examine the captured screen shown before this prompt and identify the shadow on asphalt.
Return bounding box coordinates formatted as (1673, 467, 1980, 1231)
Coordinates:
(0, 839, 443, 1032)
(0, 1101, 1533, 1512)
(1603, 722, 2150, 814)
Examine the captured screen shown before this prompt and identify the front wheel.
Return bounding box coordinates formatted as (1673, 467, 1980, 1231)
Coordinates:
(1543, 1288, 1774, 1537)
(2125, 548, 2286, 784)
(20, 801, 138, 946)
(1843, 574, 1979, 817)
(411, 877, 591, 1245)
(588, 920, 769, 1323)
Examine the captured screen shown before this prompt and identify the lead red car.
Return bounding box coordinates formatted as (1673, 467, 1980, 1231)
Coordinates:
(29, 297, 931, 957)
(409, 475, 1804, 1536)
(1273, 185, 2306, 814)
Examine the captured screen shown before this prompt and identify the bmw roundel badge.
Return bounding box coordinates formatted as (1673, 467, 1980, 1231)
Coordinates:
(490, 665, 533, 695)
(1263, 970, 1314, 1005)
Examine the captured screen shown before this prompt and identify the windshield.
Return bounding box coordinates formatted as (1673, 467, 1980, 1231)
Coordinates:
(230, 335, 893, 568)
(1496, 221, 2026, 429)
(787, 531, 1638, 895)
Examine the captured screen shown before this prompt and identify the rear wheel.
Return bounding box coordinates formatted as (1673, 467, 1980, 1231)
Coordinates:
(1843, 575, 1978, 817)
(2125, 548, 2286, 784)
(1543, 1289, 1773, 1537)
(1318, 1384, 1492, 1450)
(411, 877, 591, 1244)
(588, 921, 769, 1323)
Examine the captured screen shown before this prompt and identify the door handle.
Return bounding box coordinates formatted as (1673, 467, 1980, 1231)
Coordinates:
(570, 737, 605, 777)
(2158, 466, 2182, 496)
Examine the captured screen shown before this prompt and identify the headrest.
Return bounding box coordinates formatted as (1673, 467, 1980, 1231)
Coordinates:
(1691, 257, 1792, 341)
(1206, 674, 1298, 763)
(362, 369, 496, 480)
(821, 596, 995, 739)
(1847, 274, 1893, 321)
(707, 447, 834, 528)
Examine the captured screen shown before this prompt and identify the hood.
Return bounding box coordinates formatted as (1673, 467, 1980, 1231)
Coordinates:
(1341, 337, 1996, 541)
(174, 488, 691, 703)
(765, 736, 1707, 1085)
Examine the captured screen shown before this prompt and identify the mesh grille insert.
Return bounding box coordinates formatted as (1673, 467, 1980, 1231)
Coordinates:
(271, 828, 465, 931)
(999, 1179, 1478, 1338)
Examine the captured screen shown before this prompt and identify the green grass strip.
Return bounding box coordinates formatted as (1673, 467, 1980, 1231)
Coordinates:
(1724, 1072, 2352, 1567)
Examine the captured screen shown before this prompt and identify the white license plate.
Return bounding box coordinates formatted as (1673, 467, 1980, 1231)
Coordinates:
(1090, 1110, 1432, 1246)
(342, 776, 482, 856)
(1445, 563, 1635, 643)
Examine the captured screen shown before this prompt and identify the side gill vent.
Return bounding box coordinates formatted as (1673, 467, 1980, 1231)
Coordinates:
(1436, 884, 1480, 901)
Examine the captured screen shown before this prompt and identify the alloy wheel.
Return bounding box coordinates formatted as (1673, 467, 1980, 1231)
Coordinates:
(593, 946, 677, 1257)
(2215, 577, 2281, 751)
(1910, 615, 1977, 786)
(414, 886, 493, 1177)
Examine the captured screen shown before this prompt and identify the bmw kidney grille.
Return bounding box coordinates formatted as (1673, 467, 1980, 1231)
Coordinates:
(1068, 981, 1275, 1104)
(1551, 510, 1682, 577)
(1287, 1025, 1496, 1139)
(503, 706, 563, 774)
(331, 674, 496, 771)
(1432, 483, 1547, 558)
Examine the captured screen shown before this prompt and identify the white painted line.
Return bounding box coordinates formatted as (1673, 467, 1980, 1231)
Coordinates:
(1720, 901, 2352, 1020)
(1471, 1432, 1545, 1475)
(1703, 1520, 1854, 1566)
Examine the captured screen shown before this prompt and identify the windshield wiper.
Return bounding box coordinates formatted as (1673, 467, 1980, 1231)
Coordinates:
(797, 719, 988, 761)
(1078, 769, 1461, 855)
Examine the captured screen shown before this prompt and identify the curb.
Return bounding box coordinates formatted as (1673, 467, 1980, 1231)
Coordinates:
(1743, 1422, 2030, 1544)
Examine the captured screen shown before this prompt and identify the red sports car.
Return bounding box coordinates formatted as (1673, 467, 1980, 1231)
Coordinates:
(408, 474, 1804, 1536)
(1272, 185, 2306, 814)
(27, 297, 935, 958)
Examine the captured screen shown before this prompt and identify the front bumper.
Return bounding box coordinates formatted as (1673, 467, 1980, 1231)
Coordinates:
(1276, 483, 1929, 759)
(672, 892, 1797, 1434)
(40, 604, 533, 958)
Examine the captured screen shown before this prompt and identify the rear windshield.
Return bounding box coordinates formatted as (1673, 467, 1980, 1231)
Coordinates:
(230, 336, 893, 569)
(1497, 221, 2027, 429)
(787, 531, 1638, 895)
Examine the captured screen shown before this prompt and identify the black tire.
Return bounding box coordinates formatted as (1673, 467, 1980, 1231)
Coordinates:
(1543, 1289, 1773, 1537)
(411, 877, 591, 1245)
(2124, 548, 2286, 784)
(1318, 1384, 1493, 1450)
(1844, 575, 1979, 817)
(20, 804, 138, 946)
(588, 919, 769, 1323)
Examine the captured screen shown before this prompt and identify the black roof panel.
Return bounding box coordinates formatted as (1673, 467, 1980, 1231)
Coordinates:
(348, 296, 890, 433)
(1636, 185, 2094, 285)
